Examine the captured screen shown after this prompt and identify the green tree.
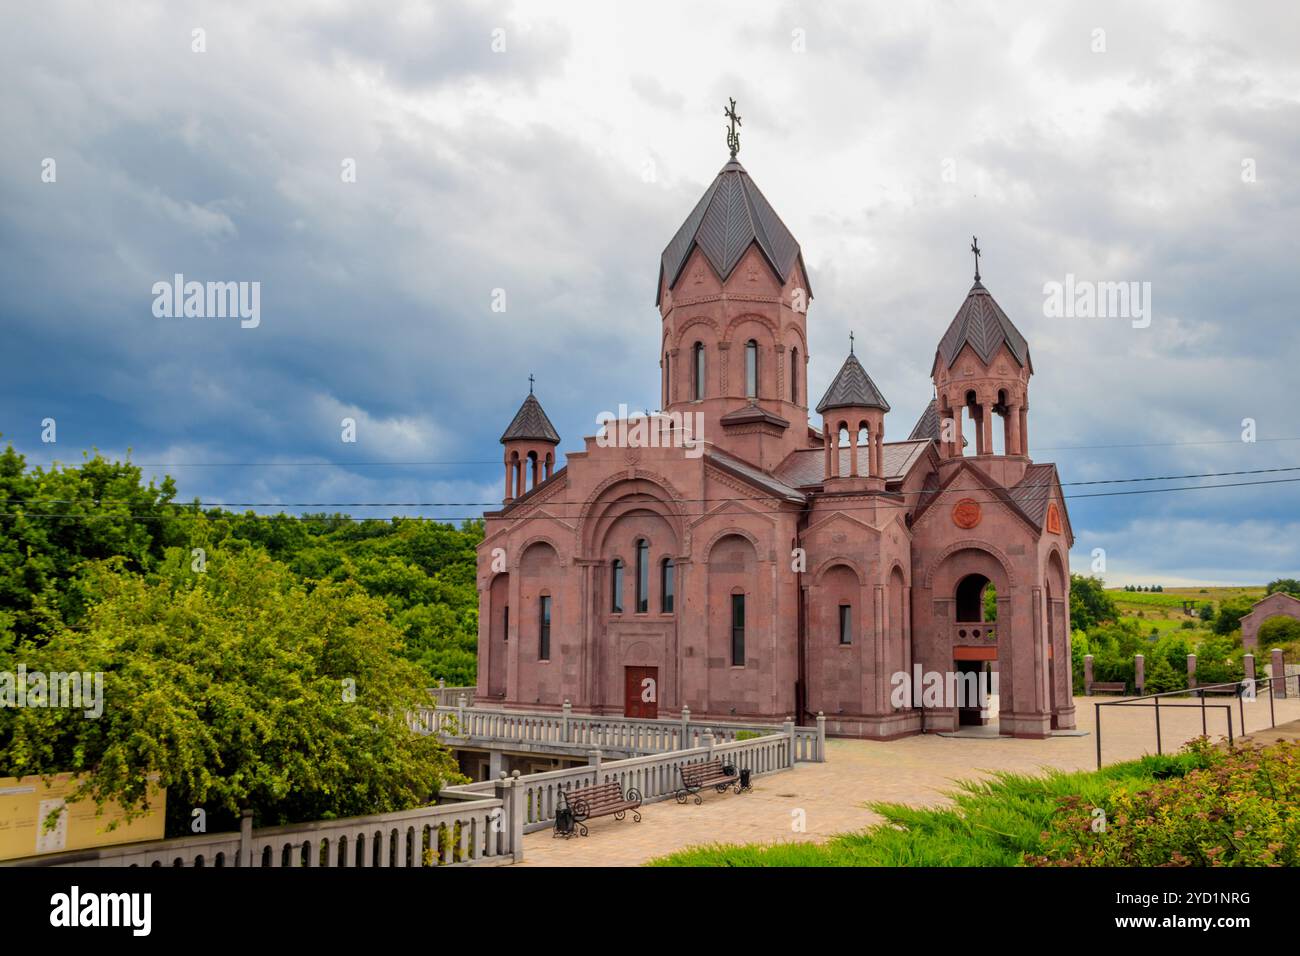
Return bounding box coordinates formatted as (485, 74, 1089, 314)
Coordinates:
(1069, 574, 1119, 631)
(1266, 578, 1300, 598)
(0, 547, 465, 836)
(1213, 596, 1256, 636)
(1259, 616, 1300, 648)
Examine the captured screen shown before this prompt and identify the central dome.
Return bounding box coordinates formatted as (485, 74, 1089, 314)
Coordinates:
(656, 158, 806, 305)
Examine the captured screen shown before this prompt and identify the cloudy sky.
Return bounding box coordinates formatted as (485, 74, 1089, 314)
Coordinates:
(2, 0, 1298, 585)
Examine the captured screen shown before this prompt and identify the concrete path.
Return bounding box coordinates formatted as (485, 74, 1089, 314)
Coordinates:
(516, 693, 1300, 866)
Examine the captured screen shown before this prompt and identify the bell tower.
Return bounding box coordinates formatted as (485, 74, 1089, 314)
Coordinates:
(500, 377, 560, 502)
(655, 100, 814, 470)
(816, 336, 890, 492)
(932, 239, 1033, 482)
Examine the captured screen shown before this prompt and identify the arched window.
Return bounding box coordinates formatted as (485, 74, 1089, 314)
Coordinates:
(745, 339, 758, 398)
(692, 342, 705, 400)
(611, 559, 624, 613)
(635, 539, 650, 613)
(661, 558, 675, 613)
(790, 347, 799, 403)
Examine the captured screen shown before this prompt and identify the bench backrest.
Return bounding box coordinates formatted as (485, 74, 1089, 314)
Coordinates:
(566, 781, 625, 806)
(680, 759, 726, 785)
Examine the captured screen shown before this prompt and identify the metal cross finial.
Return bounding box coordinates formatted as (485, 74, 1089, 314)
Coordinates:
(970, 235, 982, 282)
(849, 330, 855, 355)
(528, 373, 535, 395)
(725, 97, 742, 158)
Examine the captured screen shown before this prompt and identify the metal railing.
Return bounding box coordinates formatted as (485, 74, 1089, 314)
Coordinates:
(1094, 675, 1294, 769)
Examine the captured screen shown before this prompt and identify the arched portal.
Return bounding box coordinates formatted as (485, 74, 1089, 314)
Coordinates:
(930, 548, 1013, 731)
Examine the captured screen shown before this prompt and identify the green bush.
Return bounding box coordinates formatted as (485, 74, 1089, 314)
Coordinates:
(1028, 739, 1300, 866)
(1259, 616, 1300, 647)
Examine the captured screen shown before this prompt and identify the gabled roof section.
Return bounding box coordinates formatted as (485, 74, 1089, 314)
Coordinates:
(1007, 462, 1062, 528)
(934, 280, 1031, 372)
(706, 447, 806, 504)
(500, 393, 561, 444)
(815, 353, 890, 414)
(657, 157, 807, 305)
(910, 458, 1045, 535)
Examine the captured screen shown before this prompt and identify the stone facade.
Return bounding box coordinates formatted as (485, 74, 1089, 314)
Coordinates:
(476, 149, 1076, 739)
(1241, 591, 1300, 650)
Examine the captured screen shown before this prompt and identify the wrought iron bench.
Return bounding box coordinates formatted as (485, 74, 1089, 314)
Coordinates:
(1090, 682, 1127, 695)
(554, 780, 641, 837)
(675, 758, 748, 805)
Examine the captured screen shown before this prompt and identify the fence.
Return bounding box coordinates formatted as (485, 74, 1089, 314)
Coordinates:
(1094, 675, 1294, 769)
(12, 787, 519, 868)
(412, 698, 826, 762)
(441, 727, 799, 833)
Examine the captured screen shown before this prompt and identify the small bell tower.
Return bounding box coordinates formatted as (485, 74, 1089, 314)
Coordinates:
(500, 376, 560, 502)
(816, 335, 891, 492)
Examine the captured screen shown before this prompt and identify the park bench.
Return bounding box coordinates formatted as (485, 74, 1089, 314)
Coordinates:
(675, 758, 748, 805)
(554, 780, 641, 837)
(1089, 682, 1127, 695)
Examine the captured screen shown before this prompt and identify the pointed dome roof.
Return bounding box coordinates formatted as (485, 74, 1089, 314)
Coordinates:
(815, 352, 890, 414)
(907, 398, 941, 441)
(657, 157, 807, 305)
(934, 280, 1031, 372)
(500, 393, 560, 444)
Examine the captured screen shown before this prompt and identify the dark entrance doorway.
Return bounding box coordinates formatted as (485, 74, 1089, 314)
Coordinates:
(624, 665, 658, 718)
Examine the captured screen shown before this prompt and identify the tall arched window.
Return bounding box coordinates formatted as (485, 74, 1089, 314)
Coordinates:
(745, 340, 758, 398)
(790, 347, 799, 403)
(635, 539, 649, 613)
(692, 342, 705, 400)
(611, 559, 624, 613)
(660, 557, 675, 613)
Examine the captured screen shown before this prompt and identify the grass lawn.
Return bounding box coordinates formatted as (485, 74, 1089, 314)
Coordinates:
(649, 752, 1206, 867)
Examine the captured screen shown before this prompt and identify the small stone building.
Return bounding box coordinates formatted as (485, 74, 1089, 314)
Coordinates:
(1241, 591, 1300, 650)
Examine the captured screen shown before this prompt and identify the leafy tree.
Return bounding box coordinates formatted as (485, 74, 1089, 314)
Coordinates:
(1266, 578, 1300, 598)
(1069, 574, 1119, 631)
(1197, 602, 1215, 623)
(0, 547, 465, 836)
(1213, 596, 1257, 636)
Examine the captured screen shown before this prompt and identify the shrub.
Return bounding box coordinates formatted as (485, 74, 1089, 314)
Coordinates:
(1259, 616, 1300, 647)
(1028, 739, 1300, 866)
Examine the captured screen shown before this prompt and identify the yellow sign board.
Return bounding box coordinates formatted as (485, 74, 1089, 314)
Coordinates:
(0, 773, 165, 862)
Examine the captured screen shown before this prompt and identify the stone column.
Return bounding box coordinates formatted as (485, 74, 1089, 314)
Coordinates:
(239, 810, 254, 868)
(1187, 653, 1197, 690)
(1084, 654, 1094, 695)
(680, 705, 691, 749)
(1272, 648, 1286, 698)
(561, 699, 572, 742)
(816, 712, 826, 762)
(1020, 405, 1029, 456)
(503, 461, 513, 501)
(952, 406, 964, 457)
(1134, 654, 1145, 695)
(783, 716, 795, 766)
(873, 432, 883, 477)
(489, 749, 504, 779)
(1007, 403, 1022, 455)
(979, 403, 992, 455)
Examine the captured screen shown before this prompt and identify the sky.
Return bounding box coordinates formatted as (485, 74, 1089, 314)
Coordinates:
(2, 0, 1298, 586)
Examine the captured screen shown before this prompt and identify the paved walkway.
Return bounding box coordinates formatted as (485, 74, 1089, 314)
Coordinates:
(517, 693, 1300, 866)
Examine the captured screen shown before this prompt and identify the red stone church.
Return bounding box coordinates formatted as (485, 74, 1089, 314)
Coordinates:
(475, 137, 1076, 739)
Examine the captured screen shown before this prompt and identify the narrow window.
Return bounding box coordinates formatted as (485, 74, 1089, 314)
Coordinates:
(692, 342, 705, 400)
(503, 605, 508, 642)
(839, 604, 852, 644)
(731, 594, 746, 666)
(664, 352, 671, 404)
(745, 339, 758, 398)
(611, 559, 624, 613)
(791, 347, 799, 403)
(538, 596, 551, 660)
(635, 539, 649, 613)
(661, 558, 675, 613)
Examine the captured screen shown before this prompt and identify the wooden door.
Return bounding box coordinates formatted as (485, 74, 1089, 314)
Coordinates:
(624, 666, 658, 718)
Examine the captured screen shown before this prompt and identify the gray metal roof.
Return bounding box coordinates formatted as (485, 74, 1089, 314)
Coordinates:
(500, 394, 560, 444)
(815, 352, 890, 414)
(934, 280, 1031, 371)
(907, 398, 941, 441)
(657, 158, 807, 305)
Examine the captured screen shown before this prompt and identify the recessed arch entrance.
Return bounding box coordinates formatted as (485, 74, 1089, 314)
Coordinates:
(930, 547, 1013, 731)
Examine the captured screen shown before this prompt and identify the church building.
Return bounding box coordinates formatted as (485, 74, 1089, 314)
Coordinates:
(475, 118, 1075, 739)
